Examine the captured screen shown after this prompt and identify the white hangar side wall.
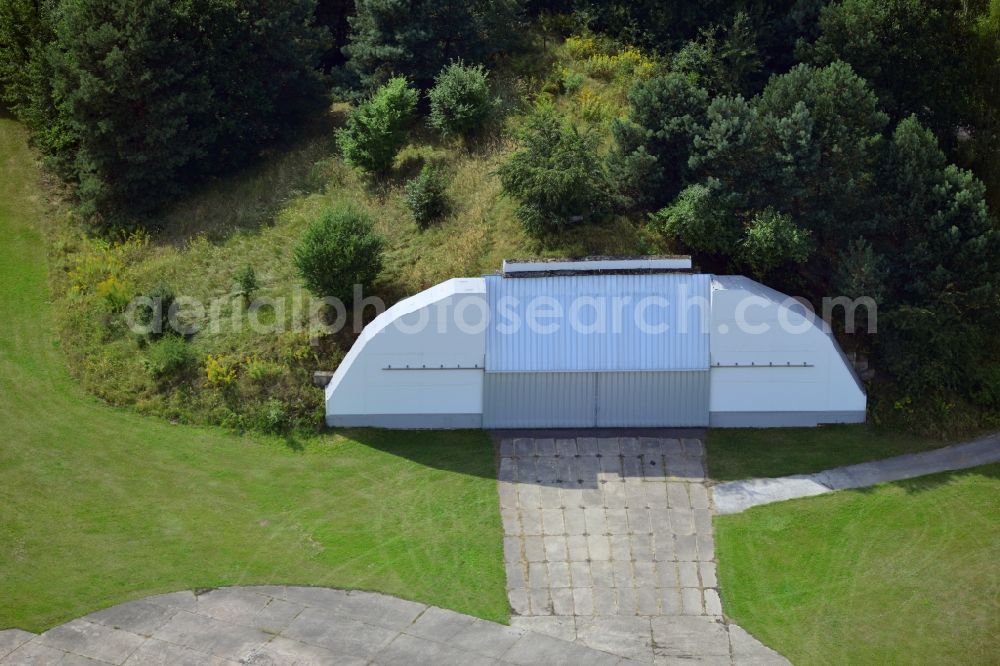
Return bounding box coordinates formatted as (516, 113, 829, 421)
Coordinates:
(325, 278, 487, 428)
(709, 276, 866, 427)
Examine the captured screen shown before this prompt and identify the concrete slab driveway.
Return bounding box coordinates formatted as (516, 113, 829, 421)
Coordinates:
(0, 587, 629, 665)
(497, 434, 788, 665)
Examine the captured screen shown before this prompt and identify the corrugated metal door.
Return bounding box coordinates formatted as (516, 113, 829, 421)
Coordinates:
(596, 371, 710, 427)
(483, 371, 710, 428)
(483, 373, 596, 428)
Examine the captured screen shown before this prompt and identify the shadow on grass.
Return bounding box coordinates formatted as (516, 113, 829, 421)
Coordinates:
(333, 426, 718, 489)
(153, 107, 348, 245)
(331, 427, 498, 480)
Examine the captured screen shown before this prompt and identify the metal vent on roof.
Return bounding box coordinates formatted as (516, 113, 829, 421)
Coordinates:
(502, 256, 692, 277)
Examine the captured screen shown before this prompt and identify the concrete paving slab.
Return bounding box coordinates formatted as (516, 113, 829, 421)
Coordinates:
(125, 638, 238, 665)
(374, 632, 496, 666)
(0, 641, 66, 666)
(575, 616, 654, 663)
(244, 635, 361, 666)
(59, 654, 109, 665)
(405, 606, 477, 643)
(83, 600, 177, 637)
(250, 598, 306, 631)
(449, 619, 524, 658)
(713, 476, 830, 514)
(510, 616, 576, 642)
(0, 629, 35, 659)
(0, 641, 73, 665)
(503, 631, 619, 666)
(651, 616, 730, 660)
(144, 591, 198, 612)
(190, 588, 271, 626)
(37, 619, 146, 664)
(280, 607, 396, 660)
(727, 625, 790, 665)
(279, 588, 425, 632)
(152, 610, 270, 661)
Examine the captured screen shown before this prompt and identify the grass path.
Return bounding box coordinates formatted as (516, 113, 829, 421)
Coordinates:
(0, 118, 507, 632)
(715, 464, 1000, 664)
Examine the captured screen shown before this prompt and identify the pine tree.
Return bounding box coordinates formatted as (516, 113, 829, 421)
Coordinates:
(345, 0, 524, 90)
(47, 0, 328, 222)
(611, 73, 709, 211)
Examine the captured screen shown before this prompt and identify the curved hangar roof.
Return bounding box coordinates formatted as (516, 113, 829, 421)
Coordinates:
(484, 272, 711, 373)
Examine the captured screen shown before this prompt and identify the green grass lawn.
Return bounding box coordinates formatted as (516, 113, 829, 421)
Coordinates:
(0, 118, 507, 632)
(715, 464, 1000, 664)
(706, 425, 950, 480)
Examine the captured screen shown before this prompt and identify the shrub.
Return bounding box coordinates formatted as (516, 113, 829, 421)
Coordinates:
(245, 356, 286, 385)
(582, 46, 656, 81)
(577, 88, 611, 124)
(247, 398, 291, 434)
(132, 284, 176, 338)
(336, 77, 418, 174)
(561, 69, 585, 93)
(235, 264, 258, 302)
(205, 353, 239, 387)
(95, 275, 132, 312)
(145, 335, 195, 380)
(294, 206, 385, 302)
(427, 61, 497, 137)
(739, 208, 814, 278)
(497, 105, 614, 236)
(66, 234, 146, 304)
(649, 182, 739, 255)
(564, 34, 606, 60)
(404, 165, 450, 228)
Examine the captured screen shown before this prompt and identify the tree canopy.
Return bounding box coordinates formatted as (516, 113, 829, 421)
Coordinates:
(3, 0, 328, 222)
(345, 0, 524, 90)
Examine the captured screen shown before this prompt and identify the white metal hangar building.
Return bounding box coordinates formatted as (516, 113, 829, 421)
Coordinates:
(325, 257, 866, 429)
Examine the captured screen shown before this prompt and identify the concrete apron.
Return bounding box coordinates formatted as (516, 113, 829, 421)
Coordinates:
(0, 586, 634, 665)
(497, 434, 788, 665)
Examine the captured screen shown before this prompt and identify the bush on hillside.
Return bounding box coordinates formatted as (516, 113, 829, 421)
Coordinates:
(294, 206, 385, 302)
(132, 284, 177, 338)
(404, 165, 450, 228)
(739, 208, 814, 278)
(649, 181, 738, 255)
(561, 69, 585, 93)
(336, 77, 419, 174)
(235, 264, 259, 303)
(245, 398, 291, 434)
(497, 105, 615, 236)
(145, 335, 195, 380)
(427, 61, 497, 137)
